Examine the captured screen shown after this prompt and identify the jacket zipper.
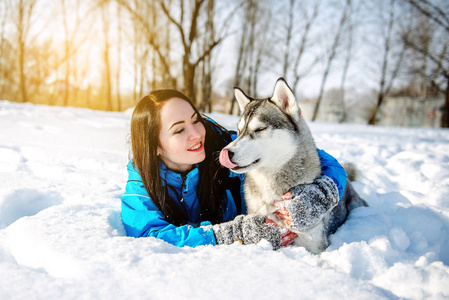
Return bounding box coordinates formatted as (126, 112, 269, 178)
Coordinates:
(179, 175, 189, 218)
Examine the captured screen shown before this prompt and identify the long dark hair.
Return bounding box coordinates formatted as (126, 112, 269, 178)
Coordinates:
(130, 90, 231, 226)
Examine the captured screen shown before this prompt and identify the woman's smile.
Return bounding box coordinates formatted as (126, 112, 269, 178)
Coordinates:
(188, 141, 203, 152)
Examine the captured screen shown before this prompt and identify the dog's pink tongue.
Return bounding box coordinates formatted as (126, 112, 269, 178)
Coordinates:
(219, 149, 238, 169)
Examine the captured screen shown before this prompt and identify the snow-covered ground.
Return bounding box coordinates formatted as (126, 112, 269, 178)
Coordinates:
(0, 100, 448, 300)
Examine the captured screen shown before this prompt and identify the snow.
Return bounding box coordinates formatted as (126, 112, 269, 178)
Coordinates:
(1, 100, 449, 300)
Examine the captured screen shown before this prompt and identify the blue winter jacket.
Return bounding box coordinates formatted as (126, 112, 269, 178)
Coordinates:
(121, 160, 246, 247)
(120, 122, 347, 248)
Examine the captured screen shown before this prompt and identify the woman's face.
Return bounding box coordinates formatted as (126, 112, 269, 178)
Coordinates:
(157, 98, 206, 173)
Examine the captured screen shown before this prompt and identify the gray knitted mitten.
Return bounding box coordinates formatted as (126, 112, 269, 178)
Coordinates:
(212, 214, 281, 250)
(283, 175, 339, 230)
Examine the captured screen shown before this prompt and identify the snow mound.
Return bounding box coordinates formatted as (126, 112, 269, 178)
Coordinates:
(0, 188, 62, 229)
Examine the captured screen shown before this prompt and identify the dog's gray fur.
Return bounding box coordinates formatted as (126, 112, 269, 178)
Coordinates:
(223, 78, 367, 253)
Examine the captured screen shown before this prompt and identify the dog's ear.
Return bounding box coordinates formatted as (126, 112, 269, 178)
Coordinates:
(271, 78, 300, 115)
(234, 87, 250, 113)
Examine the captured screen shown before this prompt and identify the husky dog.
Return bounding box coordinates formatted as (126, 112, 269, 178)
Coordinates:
(219, 78, 367, 253)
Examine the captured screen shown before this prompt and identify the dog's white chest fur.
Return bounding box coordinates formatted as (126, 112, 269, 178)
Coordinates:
(244, 171, 283, 217)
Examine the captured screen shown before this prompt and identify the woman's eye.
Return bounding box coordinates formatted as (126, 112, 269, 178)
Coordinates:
(193, 118, 201, 124)
(174, 128, 184, 135)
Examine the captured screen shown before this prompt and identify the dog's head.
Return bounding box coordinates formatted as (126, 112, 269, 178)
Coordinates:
(219, 78, 304, 173)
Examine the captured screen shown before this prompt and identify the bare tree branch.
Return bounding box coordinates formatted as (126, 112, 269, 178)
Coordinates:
(292, 0, 321, 92)
(312, 0, 350, 121)
(402, 0, 449, 33)
(117, 0, 175, 85)
(403, 33, 449, 77)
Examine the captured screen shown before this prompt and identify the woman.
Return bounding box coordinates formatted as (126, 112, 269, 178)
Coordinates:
(121, 89, 346, 249)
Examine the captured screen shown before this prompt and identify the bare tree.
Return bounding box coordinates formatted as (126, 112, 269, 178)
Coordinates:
(159, 0, 222, 101)
(0, 1, 10, 98)
(161, 0, 174, 89)
(15, 0, 37, 103)
(405, 0, 449, 33)
(283, 0, 295, 76)
(339, 0, 357, 123)
(150, 1, 158, 92)
(402, 13, 432, 97)
(60, 0, 70, 106)
(130, 0, 143, 102)
(118, 0, 176, 94)
(280, 0, 321, 91)
(401, 0, 449, 127)
(245, 1, 257, 96)
(101, 0, 113, 110)
(312, 0, 351, 121)
(291, 0, 321, 93)
(251, 15, 271, 97)
(229, 0, 272, 114)
(116, 2, 122, 111)
(11, 0, 57, 104)
(41, 0, 93, 107)
(368, 0, 406, 125)
(229, 0, 253, 115)
(59, 0, 86, 106)
(200, 0, 214, 112)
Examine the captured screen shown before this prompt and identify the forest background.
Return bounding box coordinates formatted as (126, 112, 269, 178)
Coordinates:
(0, 0, 448, 127)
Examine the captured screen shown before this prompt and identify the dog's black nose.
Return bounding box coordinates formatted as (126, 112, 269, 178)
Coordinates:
(228, 150, 234, 160)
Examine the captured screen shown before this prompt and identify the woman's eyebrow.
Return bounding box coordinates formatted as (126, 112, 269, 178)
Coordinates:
(169, 120, 184, 130)
(168, 112, 197, 130)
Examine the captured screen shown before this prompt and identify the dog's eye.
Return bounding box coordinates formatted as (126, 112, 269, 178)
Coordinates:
(254, 127, 267, 133)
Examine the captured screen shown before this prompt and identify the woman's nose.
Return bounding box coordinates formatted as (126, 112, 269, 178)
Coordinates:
(188, 125, 201, 140)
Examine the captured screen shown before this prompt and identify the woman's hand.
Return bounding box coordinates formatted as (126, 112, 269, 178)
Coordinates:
(213, 214, 297, 250)
(265, 219, 298, 246)
(274, 175, 340, 230)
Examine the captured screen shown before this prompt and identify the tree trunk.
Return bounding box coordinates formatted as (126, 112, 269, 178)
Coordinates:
(311, 0, 350, 121)
(61, 0, 70, 106)
(201, 0, 214, 113)
(246, 3, 256, 95)
(252, 16, 270, 98)
(116, 3, 122, 111)
(368, 93, 384, 125)
(441, 76, 449, 128)
(18, 0, 28, 103)
(151, 1, 157, 91)
(292, 0, 321, 93)
(184, 62, 196, 102)
(283, 0, 295, 76)
(312, 66, 329, 121)
(19, 35, 27, 103)
(230, 0, 251, 114)
(132, 0, 139, 102)
(368, 0, 396, 125)
(0, 2, 7, 97)
(340, 2, 353, 123)
(101, 2, 112, 111)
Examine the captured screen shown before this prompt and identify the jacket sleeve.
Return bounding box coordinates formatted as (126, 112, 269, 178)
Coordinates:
(120, 162, 217, 247)
(317, 149, 347, 201)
